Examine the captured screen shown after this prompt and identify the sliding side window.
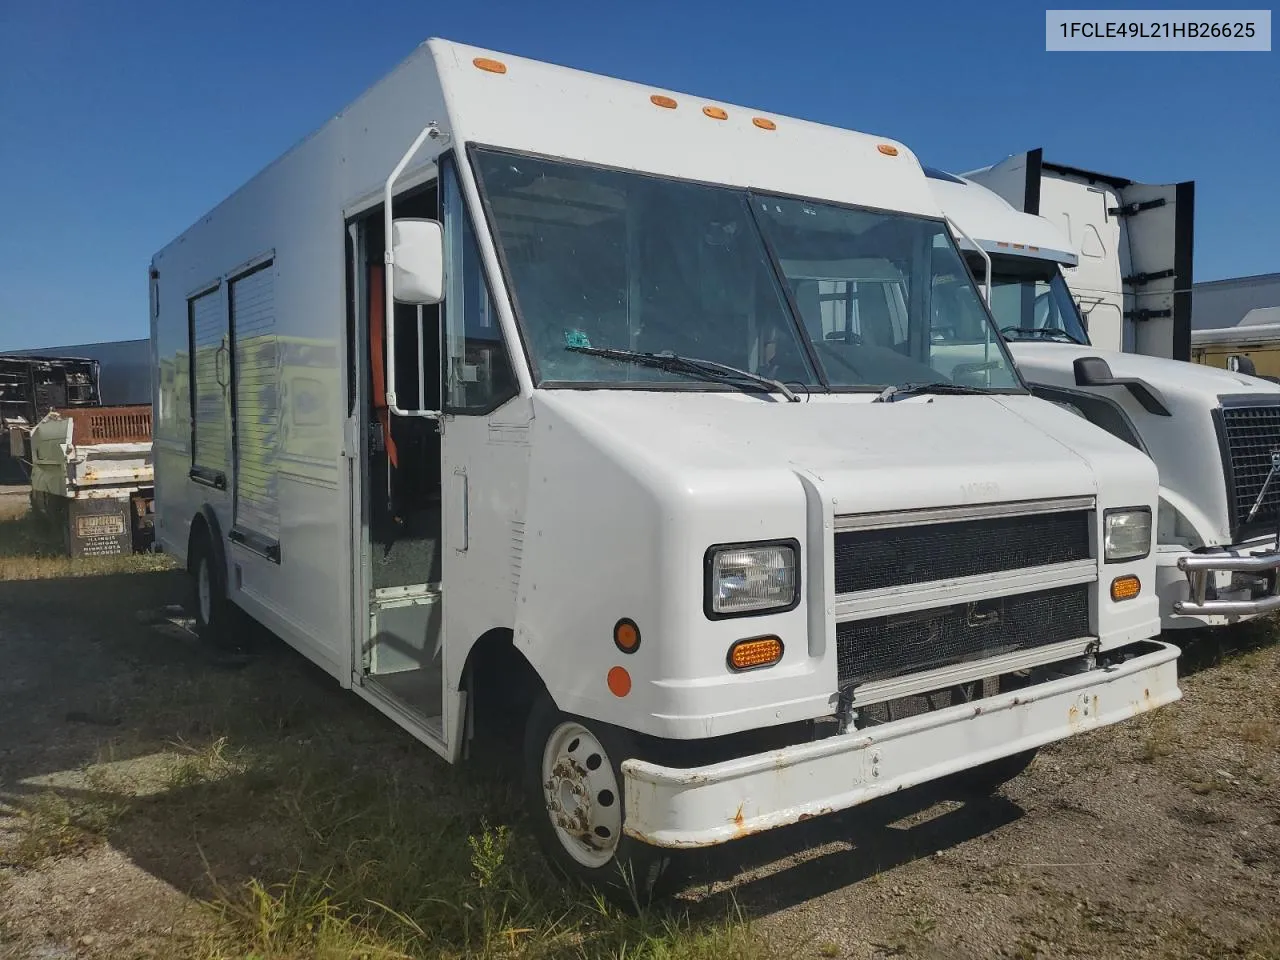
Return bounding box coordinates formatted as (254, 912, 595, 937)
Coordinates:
(188, 285, 229, 487)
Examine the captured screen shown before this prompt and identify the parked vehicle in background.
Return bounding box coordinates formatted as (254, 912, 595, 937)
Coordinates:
(28, 405, 155, 556)
(927, 166, 1280, 629)
(1192, 322, 1280, 380)
(963, 149, 1194, 362)
(1, 355, 100, 478)
(149, 40, 1179, 896)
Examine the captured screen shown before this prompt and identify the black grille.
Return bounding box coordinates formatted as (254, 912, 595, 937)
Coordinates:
(834, 511, 1091, 594)
(1219, 403, 1280, 541)
(836, 584, 1091, 690)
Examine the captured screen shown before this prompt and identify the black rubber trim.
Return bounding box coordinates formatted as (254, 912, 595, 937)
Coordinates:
(189, 467, 227, 490)
(703, 538, 801, 621)
(228, 527, 281, 564)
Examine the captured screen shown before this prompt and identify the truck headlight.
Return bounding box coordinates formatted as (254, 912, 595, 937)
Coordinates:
(1104, 507, 1152, 562)
(705, 540, 800, 618)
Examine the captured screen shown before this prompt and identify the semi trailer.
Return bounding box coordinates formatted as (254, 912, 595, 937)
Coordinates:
(927, 167, 1280, 629)
(150, 40, 1178, 894)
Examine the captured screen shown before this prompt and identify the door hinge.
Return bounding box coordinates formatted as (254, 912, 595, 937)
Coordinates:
(1108, 198, 1167, 217)
(1123, 268, 1176, 286)
(1124, 308, 1173, 322)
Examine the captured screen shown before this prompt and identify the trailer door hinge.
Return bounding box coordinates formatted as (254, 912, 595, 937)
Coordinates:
(1123, 269, 1176, 286)
(1124, 308, 1173, 322)
(1108, 198, 1167, 217)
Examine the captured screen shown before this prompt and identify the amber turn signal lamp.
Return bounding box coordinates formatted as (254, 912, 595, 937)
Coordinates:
(728, 636, 783, 671)
(650, 94, 678, 109)
(473, 57, 507, 74)
(877, 143, 899, 156)
(614, 618, 640, 654)
(1111, 575, 1141, 601)
(703, 106, 728, 120)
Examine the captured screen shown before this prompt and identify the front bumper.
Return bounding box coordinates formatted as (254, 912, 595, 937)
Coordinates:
(622, 641, 1180, 848)
(1168, 546, 1280, 619)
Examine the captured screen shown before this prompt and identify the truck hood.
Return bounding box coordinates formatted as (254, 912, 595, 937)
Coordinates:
(1008, 341, 1280, 400)
(1007, 341, 1280, 546)
(532, 389, 1153, 515)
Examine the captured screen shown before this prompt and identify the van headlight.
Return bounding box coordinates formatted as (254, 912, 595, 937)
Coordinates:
(1104, 507, 1152, 562)
(705, 540, 800, 618)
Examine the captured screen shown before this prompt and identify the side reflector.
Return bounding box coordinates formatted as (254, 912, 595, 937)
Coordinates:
(614, 618, 640, 654)
(728, 636, 783, 671)
(1111, 575, 1141, 601)
(703, 106, 728, 120)
(607, 666, 632, 697)
(650, 94, 678, 109)
(877, 144, 899, 156)
(752, 117, 777, 131)
(473, 57, 507, 74)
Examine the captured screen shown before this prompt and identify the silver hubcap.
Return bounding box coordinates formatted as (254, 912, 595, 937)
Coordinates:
(541, 721, 622, 868)
(197, 556, 212, 625)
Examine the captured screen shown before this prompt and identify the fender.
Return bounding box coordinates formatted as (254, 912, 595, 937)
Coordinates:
(188, 503, 230, 583)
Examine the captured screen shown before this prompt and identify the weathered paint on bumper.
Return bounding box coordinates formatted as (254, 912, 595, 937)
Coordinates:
(621, 641, 1180, 848)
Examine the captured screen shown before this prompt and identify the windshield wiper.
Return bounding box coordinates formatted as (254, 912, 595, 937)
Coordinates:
(566, 346, 800, 402)
(1000, 326, 1084, 345)
(873, 381, 992, 403)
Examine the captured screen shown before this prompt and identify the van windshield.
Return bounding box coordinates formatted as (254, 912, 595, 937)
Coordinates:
(472, 148, 1022, 392)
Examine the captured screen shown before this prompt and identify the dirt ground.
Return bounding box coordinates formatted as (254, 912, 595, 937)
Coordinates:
(0, 535, 1278, 959)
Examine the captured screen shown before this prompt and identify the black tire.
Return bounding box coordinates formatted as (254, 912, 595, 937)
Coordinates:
(949, 748, 1038, 797)
(187, 530, 236, 649)
(522, 691, 674, 907)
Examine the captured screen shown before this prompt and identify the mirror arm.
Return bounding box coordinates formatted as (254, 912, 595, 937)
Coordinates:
(384, 123, 443, 420)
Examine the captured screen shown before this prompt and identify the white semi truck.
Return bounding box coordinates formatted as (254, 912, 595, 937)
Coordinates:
(926, 166, 1280, 629)
(150, 40, 1178, 895)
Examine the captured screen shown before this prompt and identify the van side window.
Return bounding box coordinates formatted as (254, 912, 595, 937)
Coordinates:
(442, 162, 516, 414)
(188, 284, 229, 483)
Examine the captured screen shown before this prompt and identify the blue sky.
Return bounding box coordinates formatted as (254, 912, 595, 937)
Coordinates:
(0, 0, 1275, 350)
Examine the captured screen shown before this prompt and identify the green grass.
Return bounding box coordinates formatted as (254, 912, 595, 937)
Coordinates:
(0, 500, 173, 580)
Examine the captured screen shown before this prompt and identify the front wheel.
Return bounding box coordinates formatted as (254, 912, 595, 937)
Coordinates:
(522, 692, 673, 906)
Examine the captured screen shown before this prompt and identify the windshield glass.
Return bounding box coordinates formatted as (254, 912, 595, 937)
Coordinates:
(753, 197, 1020, 389)
(473, 147, 1022, 391)
(978, 256, 1090, 345)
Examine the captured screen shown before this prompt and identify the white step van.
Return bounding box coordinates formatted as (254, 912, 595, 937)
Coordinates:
(927, 166, 1280, 630)
(150, 40, 1179, 894)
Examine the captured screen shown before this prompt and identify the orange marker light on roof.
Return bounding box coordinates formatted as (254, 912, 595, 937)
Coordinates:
(651, 94, 678, 109)
(877, 144, 899, 156)
(703, 106, 728, 120)
(607, 666, 632, 697)
(473, 57, 507, 74)
(752, 117, 777, 131)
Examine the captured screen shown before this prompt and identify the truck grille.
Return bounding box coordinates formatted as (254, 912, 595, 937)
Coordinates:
(1218, 402, 1280, 541)
(834, 510, 1091, 594)
(835, 583, 1090, 690)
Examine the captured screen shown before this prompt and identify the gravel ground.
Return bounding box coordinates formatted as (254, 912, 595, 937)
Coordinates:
(0, 561, 1277, 959)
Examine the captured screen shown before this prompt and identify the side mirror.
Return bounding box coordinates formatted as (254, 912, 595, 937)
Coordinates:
(1228, 354, 1258, 376)
(391, 219, 444, 304)
(1073, 356, 1172, 417)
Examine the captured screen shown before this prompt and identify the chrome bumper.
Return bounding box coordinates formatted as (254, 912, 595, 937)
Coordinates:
(1172, 550, 1280, 617)
(621, 641, 1180, 848)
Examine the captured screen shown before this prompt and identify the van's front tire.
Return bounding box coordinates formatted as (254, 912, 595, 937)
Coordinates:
(522, 691, 673, 907)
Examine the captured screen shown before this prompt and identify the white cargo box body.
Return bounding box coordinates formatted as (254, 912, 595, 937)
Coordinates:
(150, 40, 1176, 876)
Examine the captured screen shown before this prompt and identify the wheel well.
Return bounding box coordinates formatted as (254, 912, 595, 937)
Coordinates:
(462, 628, 546, 747)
